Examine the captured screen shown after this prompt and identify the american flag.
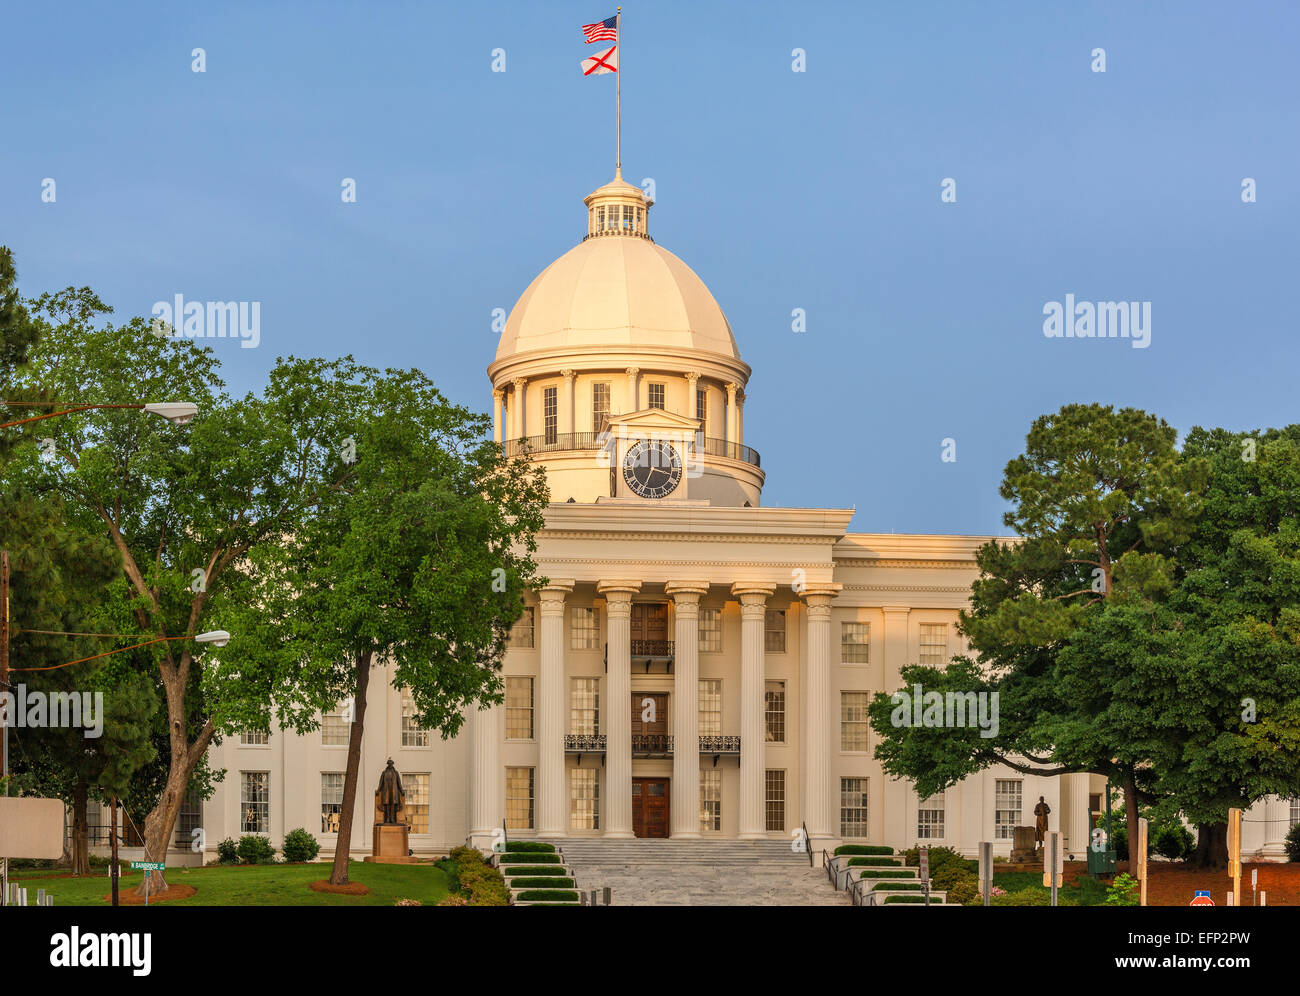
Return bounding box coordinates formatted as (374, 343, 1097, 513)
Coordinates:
(581, 15, 618, 43)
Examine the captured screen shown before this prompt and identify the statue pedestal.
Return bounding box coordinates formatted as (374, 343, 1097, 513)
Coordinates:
(365, 823, 414, 864)
(1009, 825, 1039, 863)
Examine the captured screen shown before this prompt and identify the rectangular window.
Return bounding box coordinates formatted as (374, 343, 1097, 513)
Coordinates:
(647, 382, 665, 410)
(592, 382, 611, 432)
(765, 770, 786, 832)
(401, 688, 429, 748)
(698, 679, 722, 736)
(506, 767, 535, 829)
(764, 680, 786, 744)
(175, 787, 202, 846)
(995, 779, 1023, 840)
(622, 205, 633, 230)
(919, 623, 949, 667)
(696, 387, 707, 437)
(918, 793, 945, 840)
(570, 769, 600, 830)
(403, 772, 430, 833)
(543, 386, 558, 444)
(597, 206, 605, 230)
(240, 772, 269, 834)
(240, 730, 268, 746)
(570, 677, 600, 735)
(841, 777, 869, 838)
(571, 606, 600, 650)
(1291, 797, 1299, 829)
(321, 707, 349, 747)
(841, 622, 870, 663)
(841, 691, 870, 752)
(764, 609, 786, 653)
(700, 769, 722, 832)
(698, 607, 722, 652)
(508, 607, 534, 649)
(506, 677, 534, 739)
(321, 773, 344, 833)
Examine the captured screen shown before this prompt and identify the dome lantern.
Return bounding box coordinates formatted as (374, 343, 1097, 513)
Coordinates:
(583, 175, 653, 241)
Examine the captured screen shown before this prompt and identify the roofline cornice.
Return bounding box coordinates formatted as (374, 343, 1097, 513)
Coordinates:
(488, 344, 751, 388)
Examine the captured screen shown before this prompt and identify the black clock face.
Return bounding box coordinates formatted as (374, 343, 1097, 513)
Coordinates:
(622, 440, 682, 498)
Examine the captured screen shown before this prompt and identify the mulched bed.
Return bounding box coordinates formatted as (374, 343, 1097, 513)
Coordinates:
(309, 879, 371, 896)
(997, 859, 1299, 905)
(102, 884, 197, 905)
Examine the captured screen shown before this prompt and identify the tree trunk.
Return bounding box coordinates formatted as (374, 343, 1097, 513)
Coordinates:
(1122, 771, 1140, 866)
(1192, 822, 1228, 869)
(71, 778, 90, 876)
(329, 650, 373, 886)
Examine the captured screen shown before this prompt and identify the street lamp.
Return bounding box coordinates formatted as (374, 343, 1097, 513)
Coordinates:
(0, 400, 199, 430)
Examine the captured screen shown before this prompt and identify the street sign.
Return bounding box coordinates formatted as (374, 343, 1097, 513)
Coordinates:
(918, 846, 930, 906)
(1190, 890, 1214, 906)
(130, 861, 165, 871)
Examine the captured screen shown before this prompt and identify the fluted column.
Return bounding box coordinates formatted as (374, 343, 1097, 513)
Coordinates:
(599, 580, 641, 837)
(733, 582, 776, 838)
(511, 378, 527, 440)
(803, 583, 841, 841)
(879, 606, 911, 842)
(561, 370, 576, 436)
(536, 581, 574, 837)
(491, 389, 503, 443)
(468, 699, 501, 848)
(668, 581, 709, 838)
(1065, 772, 1091, 857)
(725, 382, 738, 444)
(737, 390, 745, 446)
(625, 367, 640, 414)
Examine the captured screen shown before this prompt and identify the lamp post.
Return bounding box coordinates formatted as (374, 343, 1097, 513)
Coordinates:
(0, 398, 201, 905)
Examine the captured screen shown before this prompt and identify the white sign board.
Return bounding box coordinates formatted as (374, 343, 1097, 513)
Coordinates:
(0, 798, 66, 859)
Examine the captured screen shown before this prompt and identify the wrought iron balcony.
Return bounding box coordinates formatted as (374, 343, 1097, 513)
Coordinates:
(564, 734, 607, 752)
(500, 432, 760, 469)
(632, 734, 673, 757)
(630, 639, 674, 658)
(698, 735, 740, 754)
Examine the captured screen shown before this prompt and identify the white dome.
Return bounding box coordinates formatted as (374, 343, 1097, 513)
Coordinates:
(495, 236, 741, 362)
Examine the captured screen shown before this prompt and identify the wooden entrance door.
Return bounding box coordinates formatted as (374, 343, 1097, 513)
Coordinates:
(630, 603, 669, 656)
(632, 778, 670, 838)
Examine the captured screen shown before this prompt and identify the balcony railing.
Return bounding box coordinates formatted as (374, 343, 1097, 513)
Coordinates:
(500, 432, 760, 469)
(562, 734, 741, 757)
(630, 639, 674, 658)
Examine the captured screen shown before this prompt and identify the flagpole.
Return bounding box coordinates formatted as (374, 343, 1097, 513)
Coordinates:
(616, 6, 622, 178)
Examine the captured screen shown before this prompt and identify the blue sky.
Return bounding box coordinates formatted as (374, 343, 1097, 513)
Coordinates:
(2, 1, 1296, 534)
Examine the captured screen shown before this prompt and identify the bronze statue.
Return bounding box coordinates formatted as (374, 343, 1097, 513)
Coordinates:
(1034, 796, 1051, 843)
(377, 759, 405, 825)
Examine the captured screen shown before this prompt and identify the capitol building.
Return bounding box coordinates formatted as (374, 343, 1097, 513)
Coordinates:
(176, 172, 1293, 867)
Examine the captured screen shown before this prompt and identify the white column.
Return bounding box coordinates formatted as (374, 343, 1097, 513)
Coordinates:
(511, 378, 527, 440)
(468, 699, 501, 847)
(561, 369, 576, 437)
(733, 582, 776, 838)
(599, 580, 640, 837)
(625, 367, 639, 414)
(1064, 772, 1091, 857)
(737, 390, 745, 446)
(879, 606, 911, 843)
(491, 389, 503, 444)
(536, 581, 574, 837)
(803, 583, 841, 842)
(725, 382, 738, 445)
(668, 581, 709, 838)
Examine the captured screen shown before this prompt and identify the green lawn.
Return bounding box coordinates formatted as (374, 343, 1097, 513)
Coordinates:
(992, 869, 1111, 906)
(11, 861, 451, 907)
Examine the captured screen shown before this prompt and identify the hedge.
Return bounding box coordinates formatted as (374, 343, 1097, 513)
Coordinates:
(448, 846, 510, 905)
(510, 877, 576, 888)
(503, 841, 556, 853)
(501, 865, 568, 877)
(516, 889, 581, 902)
(846, 856, 902, 867)
(873, 882, 923, 891)
(498, 852, 561, 864)
(857, 870, 916, 879)
(883, 895, 940, 904)
(834, 845, 894, 856)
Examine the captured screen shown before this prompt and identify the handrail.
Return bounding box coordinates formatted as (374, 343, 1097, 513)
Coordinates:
(801, 822, 813, 867)
(823, 849, 837, 888)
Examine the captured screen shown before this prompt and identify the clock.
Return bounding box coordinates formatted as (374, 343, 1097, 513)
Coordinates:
(622, 439, 682, 498)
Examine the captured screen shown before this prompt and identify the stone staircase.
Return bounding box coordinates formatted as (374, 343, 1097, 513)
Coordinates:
(536, 838, 850, 906)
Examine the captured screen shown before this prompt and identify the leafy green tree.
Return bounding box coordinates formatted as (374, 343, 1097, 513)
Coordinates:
(224, 365, 548, 885)
(870, 404, 1208, 851)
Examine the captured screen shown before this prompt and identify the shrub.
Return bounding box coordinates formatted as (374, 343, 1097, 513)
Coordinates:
(516, 889, 581, 902)
(437, 893, 469, 906)
(503, 841, 556, 853)
(282, 828, 321, 863)
(931, 863, 972, 891)
(511, 877, 576, 888)
(498, 852, 561, 864)
(873, 882, 923, 891)
(834, 844, 893, 856)
(1153, 824, 1194, 861)
(1105, 873, 1140, 906)
(501, 865, 566, 877)
(846, 856, 902, 867)
(991, 887, 1078, 907)
(216, 837, 239, 864)
(1285, 823, 1300, 863)
(902, 845, 977, 875)
(236, 835, 276, 864)
(946, 873, 979, 906)
(857, 869, 915, 879)
(882, 895, 929, 904)
(449, 847, 509, 905)
(434, 857, 461, 893)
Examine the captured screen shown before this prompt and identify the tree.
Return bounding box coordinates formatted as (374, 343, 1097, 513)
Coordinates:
(224, 364, 548, 885)
(15, 296, 358, 896)
(869, 404, 1208, 851)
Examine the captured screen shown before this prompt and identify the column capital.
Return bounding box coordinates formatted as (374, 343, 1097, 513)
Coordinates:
(492, 388, 504, 401)
(538, 580, 575, 613)
(684, 370, 702, 386)
(597, 579, 641, 613)
(666, 581, 709, 616)
(725, 381, 738, 398)
(731, 581, 776, 601)
(561, 368, 576, 380)
(624, 366, 640, 377)
(803, 583, 841, 620)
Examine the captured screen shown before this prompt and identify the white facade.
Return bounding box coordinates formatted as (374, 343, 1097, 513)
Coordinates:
(174, 173, 1295, 866)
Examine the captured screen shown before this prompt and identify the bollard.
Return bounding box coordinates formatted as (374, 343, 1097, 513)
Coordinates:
(603, 886, 612, 906)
